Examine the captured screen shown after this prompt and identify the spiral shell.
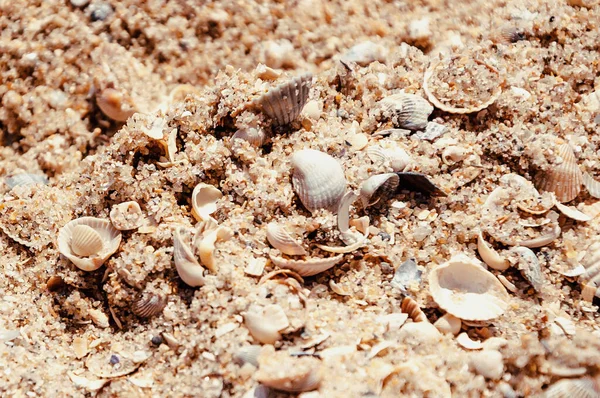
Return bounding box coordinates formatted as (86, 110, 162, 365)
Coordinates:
(379, 93, 433, 130)
(534, 143, 582, 203)
(132, 292, 167, 318)
(254, 73, 312, 126)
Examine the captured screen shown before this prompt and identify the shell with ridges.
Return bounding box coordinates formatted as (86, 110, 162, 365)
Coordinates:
(401, 296, 428, 322)
(232, 127, 267, 148)
(71, 225, 104, 257)
(266, 223, 307, 256)
(244, 304, 290, 344)
(132, 292, 167, 318)
(269, 253, 344, 277)
(379, 93, 433, 130)
(253, 73, 312, 126)
(543, 376, 600, 398)
(58, 217, 122, 271)
(580, 241, 600, 301)
(359, 173, 399, 207)
(534, 143, 582, 203)
(191, 183, 223, 222)
(582, 172, 600, 199)
(291, 149, 347, 213)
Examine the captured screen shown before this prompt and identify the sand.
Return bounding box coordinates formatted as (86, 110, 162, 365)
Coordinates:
(1, 0, 600, 396)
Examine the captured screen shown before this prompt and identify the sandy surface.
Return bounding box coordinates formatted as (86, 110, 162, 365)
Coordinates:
(1, 0, 600, 396)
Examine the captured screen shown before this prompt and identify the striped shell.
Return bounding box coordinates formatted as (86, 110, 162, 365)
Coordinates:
(379, 93, 433, 130)
(428, 254, 509, 321)
(266, 222, 307, 256)
(291, 149, 347, 213)
(132, 292, 167, 318)
(269, 253, 344, 277)
(359, 173, 399, 207)
(58, 217, 122, 272)
(534, 144, 582, 203)
(244, 304, 289, 344)
(254, 73, 312, 126)
(401, 296, 428, 322)
(543, 377, 600, 398)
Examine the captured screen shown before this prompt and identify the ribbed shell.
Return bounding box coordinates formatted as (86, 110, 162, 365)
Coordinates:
(401, 296, 428, 322)
(266, 222, 307, 256)
(543, 377, 600, 398)
(4, 173, 48, 189)
(379, 93, 433, 130)
(291, 149, 347, 213)
(132, 292, 167, 318)
(534, 144, 582, 203)
(269, 253, 344, 277)
(71, 225, 104, 257)
(254, 73, 312, 126)
(359, 173, 399, 207)
(232, 127, 267, 147)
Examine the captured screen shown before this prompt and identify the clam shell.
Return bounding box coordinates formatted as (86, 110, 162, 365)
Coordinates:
(96, 88, 137, 122)
(266, 222, 307, 256)
(582, 172, 600, 199)
(256, 346, 322, 393)
(396, 172, 447, 197)
(173, 227, 205, 287)
(253, 73, 312, 126)
(543, 377, 600, 398)
(379, 93, 433, 130)
(534, 144, 582, 203)
(359, 173, 399, 207)
(477, 232, 510, 271)
(4, 173, 48, 189)
(244, 304, 289, 344)
(132, 292, 167, 318)
(232, 127, 267, 148)
(109, 201, 144, 231)
(58, 217, 122, 271)
(508, 246, 544, 292)
(434, 313, 461, 335)
(428, 254, 510, 321)
(191, 183, 223, 222)
(291, 149, 347, 213)
(401, 296, 428, 322)
(269, 253, 344, 277)
(580, 241, 600, 301)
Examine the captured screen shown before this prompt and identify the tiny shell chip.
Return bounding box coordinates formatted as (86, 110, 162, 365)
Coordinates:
(456, 332, 483, 350)
(415, 122, 448, 141)
(58, 217, 122, 271)
(256, 346, 322, 392)
(4, 173, 49, 189)
(253, 73, 312, 126)
(109, 201, 144, 231)
(428, 254, 510, 321)
(508, 246, 544, 292)
(391, 258, 422, 294)
(469, 350, 504, 380)
(434, 313, 461, 335)
(269, 253, 344, 277)
(266, 223, 307, 256)
(359, 173, 399, 207)
(379, 93, 433, 130)
(396, 172, 447, 197)
(291, 149, 347, 213)
(534, 144, 582, 203)
(191, 183, 223, 222)
(554, 202, 592, 222)
(543, 377, 600, 398)
(132, 292, 167, 318)
(244, 304, 290, 344)
(96, 88, 137, 122)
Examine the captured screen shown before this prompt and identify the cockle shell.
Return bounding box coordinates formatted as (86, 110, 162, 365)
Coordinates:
(366, 146, 413, 172)
(232, 127, 267, 148)
(401, 296, 428, 322)
(269, 253, 344, 277)
(543, 376, 600, 398)
(428, 254, 510, 321)
(359, 173, 399, 207)
(379, 93, 433, 130)
(580, 241, 600, 301)
(58, 217, 122, 271)
(291, 149, 347, 213)
(244, 304, 290, 344)
(132, 292, 167, 318)
(255, 346, 322, 392)
(96, 87, 137, 122)
(266, 222, 307, 256)
(109, 201, 144, 231)
(253, 73, 312, 126)
(191, 183, 223, 222)
(4, 173, 48, 189)
(534, 144, 582, 203)
(477, 232, 510, 271)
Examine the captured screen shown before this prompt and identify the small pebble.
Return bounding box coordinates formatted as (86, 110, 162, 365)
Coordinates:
(109, 354, 120, 365)
(90, 3, 113, 21)
(151, 335, 163, 346)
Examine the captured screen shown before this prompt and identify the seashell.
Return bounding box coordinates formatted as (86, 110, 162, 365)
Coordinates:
(173, 227, 205, 287)
(469, 350, 504, 380)
(245, 257, 267, 277)
(497, 275, 518, 293)
(337, 191, 364, 246)
(396, 171, 447, 197)
(253, 73, 312, 126)
(4, 173, 48, 189)
(477, 232, 510, 271)
(67, 371, 108, 392)
(359, 173, 399, 207)
(580, 241, 600, 301)
(234, 345, 262, 366)
(512, 225, 561, 248)
(391, 258, 422, 294)
(543, 377, 600, 398)
(508, 246, 544, 292)
(553, 316, 576, 336)
(534, 144, 582, 203)
(400, 296, 428, 322)
(96, 87, 137, 122)
(368, 341, 396, 359)
(441, 146, 467, 165)
(291, 149, 347, 213)
(398, 322, 442, 345)
(269, 253, 344, 277)
(415, 121, 448, 141)
(493, 26, 526, 44)
(266, 222, 307, 256)
(329, 280, 351, 296)
(377, 313, 409, 331)
(582, 201, 600, 219)
(109, 201, 144, 231)
(554, 202, 592, 222)
(456, 332, 483, 350)
(244, 304, 290, 344)
(157, 128, 178, 166)
(434, 313, 461, 335)
(132, 292, 167, 318)
(197, 223, 233, 273)
(423, 56, 503, 114)
(232, 127, 267, 148)
(582, 172, 600, 199)
(58, 217, 122, 271)
(428, 254, 510, 321)
(88, 308, 110, 328)
(256, 345, 322, 392)
(316, 237, 366, 254)
(379, 93, 433, 130)
(340, 41, 387, 66)
(191, 183, 223, 222)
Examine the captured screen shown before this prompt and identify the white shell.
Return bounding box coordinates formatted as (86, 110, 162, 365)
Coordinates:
(477, 232, 510, 271)
(543, 377, 600, 398)
(379, 93, 433, 130)
(4, 173, 48, 189)
(554, 202, 592, 222)
(340, 41, 387, 66)
(173, 227, 205, 287)
(291, 149, 347, 213)
(434, 313, 461, 335)
(266, 223, 307, 256)
(582, 172, 600, 199)
(469, 350, 504, 380)
(428, 254, 510, 321)
(456, 332, 483, 350)
(58, 217, 122, 271)
(580, 241, 600, 301)
(509, 247, 544, 292)
(256, 346, 322, 392)
(191, 183, 223, 222)
(232, 127, 267, 148)
(109, 201, 144, 231)
(70, 225, 104, 257)
(416, 121, 448, 141)
(244, 304, 290, 344)
(391, 258, 422, 294)
(269, 253, 344, 277)
(359, 173, 399, 207)
(254, 73, 312, 126)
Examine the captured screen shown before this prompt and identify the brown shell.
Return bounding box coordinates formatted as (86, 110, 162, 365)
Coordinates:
(401, 296, 428, 322)
(253, 73, 312, 126)
(534, 144, 582, 203)
(132, 292, 167, 318)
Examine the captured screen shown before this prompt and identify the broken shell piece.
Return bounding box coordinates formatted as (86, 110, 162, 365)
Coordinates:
(109, 201, 144, 231)
(4, 173, 48, 189)
(534, 144, 582, 203)
(96, 87, 137, 122)
(456, 332, 483, 350)
(88, 308, 110, 328)
(582, 172, 600, 199)
(379, 93, 433, 130)
(329, 280, 352, 296)
(543, 377, 600, 398)
(173, 227, 205, 287)
(197, 223, 233, 273)
(359, 173, 399, 207)
(391, 258, 422, 294)
(269, 253, 344, 277)
(396, 172, 447, 197)
(291, 149, 347, 213)
(253, 73, 312, 126)
(441, 146, 467, 166)
(156, 128, 178, 166)
(191, 183, 223, 222)
(132, 292, 167, 318)
(477, 232, 510, 271)
(512, 225, 561, 248)
(434, 313, 461, 335)
(415, 121, 448, 141)
(68, 371, 109, 392)
(256, 346, 322, 392)
(398, 322, 442, 345)
(580, 241, 600, 301)
(244, 304, 290, 344)
(317, 237, 366, 254)
(266, 223, 307, 256)
(401, 296, 428, 322)
(508, 247, 544, 292)
(168, 84, 200, 103)
(553, 317, 576, 336)
(555, 202, 592, 222)
(58, 217, 122, 271)
(428, 254, 510, 321)
(232, 127, 267, 148)
(235, 345, 262, 366)
(340, 41, 387, 66)
(336, 191, 363, 246)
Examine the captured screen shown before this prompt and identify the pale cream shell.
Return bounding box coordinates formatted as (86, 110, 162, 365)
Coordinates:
(582, 171, 600, 199)
(191, 183, 223, 222)
(96, 88, 137, 122)
(534, 144, 582, 203)
(256, 346, 322, 393)
(173, 227, 205, 287)
(109, 201, 144, 231)
(554, 202, 592, 222)
(244, 304, 290, 344)
(477, 232, 510, 271)
(58, 217, 122, 271)
(359, 173, 399, 207)
(253, 73, 312, 126)
(70, 225, 104, 257)
(379, 93, 433, 130)
(580, 241, 600, 301)
(428, 254, 510, 321)
(266, 222, 307, 256)
(434, 313, 461, 335)
(269, 253, 344, 277)
(291, 149, 347, 213)
(232, 127, 267, 148)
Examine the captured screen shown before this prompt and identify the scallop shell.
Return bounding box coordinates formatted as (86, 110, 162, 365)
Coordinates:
(543, 377, 600, 398)
(582, 172, 600, 199)
(4, 173, 48, 189)
(291, 149, 347, 213)
(109, 201, 144, 231)
(256, 346, 322, 393)
(266, 223, 307, 256)
(232, 127, 267, 148)
(132, 292, 167, 318)
(434, 313, 461, 335)
(244, 304, 290, 344)
(191, 183, 223, 222)
(269, 253, 344, 277)
(401, 296, 428, 322)
(534, 144, 582, 203)
(580, 241, 600, 301)
(508, 247, 544, 292)
(428, 254, 510, 321)
(96, 87, 137, 122)
(253, 73, 312, 126)
(379, 93, 433, 130)
(58, 217, 122, 271)
(477, 232, 510, 271)
(359, 173, 399, 207)
(173, 227, 205, 287)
